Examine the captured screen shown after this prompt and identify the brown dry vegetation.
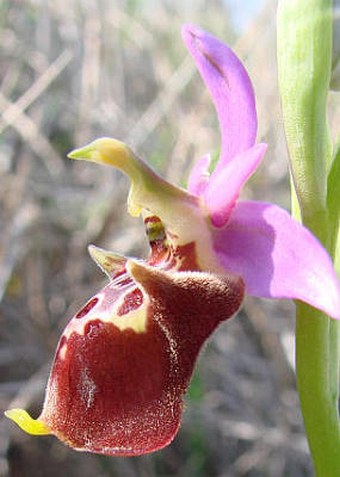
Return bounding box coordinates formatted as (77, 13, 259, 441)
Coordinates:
(1, 0, 338, 476)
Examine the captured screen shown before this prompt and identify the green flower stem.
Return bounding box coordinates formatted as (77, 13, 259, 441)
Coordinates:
(328, 146, 340, 442)
(295, 306, 340, 477)
(277, 1, 340, 475)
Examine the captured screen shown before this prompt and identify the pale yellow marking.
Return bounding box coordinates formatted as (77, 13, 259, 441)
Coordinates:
(111, 306, 147, 333)
(5, 409, 50, 435)
(60, 287, 149, 345)
(58, 342, 67, 360)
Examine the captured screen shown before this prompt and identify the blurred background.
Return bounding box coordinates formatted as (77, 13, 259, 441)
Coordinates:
(0, 0, 338, 476)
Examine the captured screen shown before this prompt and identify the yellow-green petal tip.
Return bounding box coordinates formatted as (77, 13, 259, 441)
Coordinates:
(67, 144, 96, 161)
(67, 138, 139, 172)
(5, 409, 51, 435)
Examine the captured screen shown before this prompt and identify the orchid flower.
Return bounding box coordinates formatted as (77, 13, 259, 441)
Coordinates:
(5, 24, 340, 457)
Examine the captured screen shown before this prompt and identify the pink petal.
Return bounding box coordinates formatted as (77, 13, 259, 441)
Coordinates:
(187, 154, 211, 196)
(204, 143, 266, 227)
(182, 24, 257, 170)
(213, 201, 340, 319)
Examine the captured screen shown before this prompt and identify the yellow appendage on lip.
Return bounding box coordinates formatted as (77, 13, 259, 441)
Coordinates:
(5, 408, 50, 435)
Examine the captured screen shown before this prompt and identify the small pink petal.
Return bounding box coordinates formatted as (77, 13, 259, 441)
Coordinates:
(182, 24, 257, 170)
(204, 143, 267, 227)
(187, 154, 211, 196)
(213, 201, 340, 319)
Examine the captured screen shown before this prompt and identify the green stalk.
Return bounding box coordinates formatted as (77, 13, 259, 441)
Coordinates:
(277, 1, 340, 475)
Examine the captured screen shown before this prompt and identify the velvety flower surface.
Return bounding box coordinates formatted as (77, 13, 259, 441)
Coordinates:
(6, 24, 340, 456)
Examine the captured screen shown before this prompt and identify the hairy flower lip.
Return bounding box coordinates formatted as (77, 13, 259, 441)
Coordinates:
(5, 260, 245, 455)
